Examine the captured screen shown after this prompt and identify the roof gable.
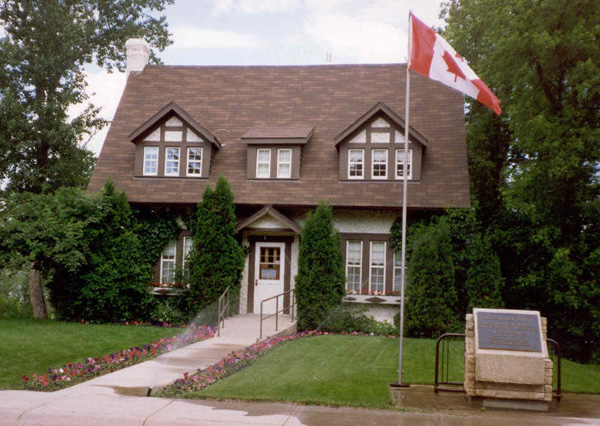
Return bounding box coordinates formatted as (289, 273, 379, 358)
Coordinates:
(334, 102, 428, 147)
(128, 101, 221, 149)
(235, 205, 301, 234)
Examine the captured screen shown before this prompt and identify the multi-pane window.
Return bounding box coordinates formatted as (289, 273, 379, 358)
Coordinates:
(187, 147, 203, 176)
(143, 146, 159, 176)
(348, 149, 364, 179)
(165, 147, 180, 176)
(372, 149, 388, 179)
(395, 149, 413, 180)
(183, 237, 193, 284)
(370, 241, 386, 293)
(346, 241, 362, 293)
(393, 252, 403, 294)
(256, 149, 271, 178)
(277, 149, 292, 178)
(160, 241, 176, 284)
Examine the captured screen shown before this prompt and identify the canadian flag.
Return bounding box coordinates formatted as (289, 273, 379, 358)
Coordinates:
(409, 14, 501, 115)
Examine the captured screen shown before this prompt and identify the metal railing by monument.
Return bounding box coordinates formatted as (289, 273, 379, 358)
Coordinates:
(259, 289, 296, 340)
(434, 333, 563, 400)
(547, 338, 562, 401)
(434, 333, 467, 393)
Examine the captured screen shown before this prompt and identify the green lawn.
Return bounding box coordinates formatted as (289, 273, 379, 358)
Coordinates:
(192, 335, 600, 408)
(0, 319, 182, 389)
(190, 335, 464, 408)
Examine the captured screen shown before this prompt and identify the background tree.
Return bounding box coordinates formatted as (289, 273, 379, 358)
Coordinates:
(187, 176, 245, 315)
(443, 0, 600, 361)
(465, 235, 504, 311)
(0, 181, 157, 322)
(295, 201, 345, 331)
(405, 220, 458, 338)
(0, 0, 173, 194)
(0, 0, 173, 317)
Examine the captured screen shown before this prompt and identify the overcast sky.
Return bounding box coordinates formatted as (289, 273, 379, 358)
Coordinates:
(81, 0, 445, 155)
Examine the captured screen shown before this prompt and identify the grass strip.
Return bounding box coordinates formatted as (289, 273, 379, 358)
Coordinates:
(0, 319, 213, 390)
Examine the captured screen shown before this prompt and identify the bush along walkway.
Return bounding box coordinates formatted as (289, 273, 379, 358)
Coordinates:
(22, 325, 215, 391)
(156, 331, 398, 398)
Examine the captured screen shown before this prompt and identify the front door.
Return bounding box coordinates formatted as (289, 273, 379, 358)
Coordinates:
(254, 242, 285, 314)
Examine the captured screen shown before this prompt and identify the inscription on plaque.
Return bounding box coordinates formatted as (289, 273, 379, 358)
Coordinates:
(476, 311, 542, 352)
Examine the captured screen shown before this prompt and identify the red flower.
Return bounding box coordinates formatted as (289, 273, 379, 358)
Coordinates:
(22, 375, 29, 383)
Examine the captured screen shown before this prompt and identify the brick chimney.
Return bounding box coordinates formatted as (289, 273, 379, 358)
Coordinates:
(125, 39, 150, 74)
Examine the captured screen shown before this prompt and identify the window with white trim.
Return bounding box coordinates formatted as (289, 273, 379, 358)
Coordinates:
(348, 149, 364, 179)
(183, 236, 193, 284)
(395, 149, 413, 180)
(393, 252, 403, 294)
(165, 147, 180, 176)
(277, 149, 292, 178)
(369, 241, 386, 294)
(187, 147, 203, 177)
(346, 241, 362, 294)
(372, 149, 388, 179)
(143, 146, 159, 176)
(160, 241, 176, 284)
(256, 149, 271, 178)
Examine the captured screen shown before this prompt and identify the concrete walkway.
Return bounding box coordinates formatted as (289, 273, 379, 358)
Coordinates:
(55, 313, 296, 398)
(2, 388, 600, 425)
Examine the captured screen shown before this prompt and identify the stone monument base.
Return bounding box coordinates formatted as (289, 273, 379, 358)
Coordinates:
(464, 310, 554, 407)
(482, 397, 549, 411)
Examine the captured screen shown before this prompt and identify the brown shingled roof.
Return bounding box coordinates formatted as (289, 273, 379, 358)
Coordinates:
(88, 64, 470, 210)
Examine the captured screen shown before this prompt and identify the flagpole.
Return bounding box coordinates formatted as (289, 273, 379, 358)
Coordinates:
(396, 10, 411, 387)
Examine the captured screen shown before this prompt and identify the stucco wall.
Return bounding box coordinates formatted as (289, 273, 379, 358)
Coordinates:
(291, 208, 398, 234)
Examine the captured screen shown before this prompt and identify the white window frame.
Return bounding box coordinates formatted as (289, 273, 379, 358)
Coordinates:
(348, 149, 364, 179)
(143, 146, 159, 176)
(182, 236, 193, 284)
(160, 241, 177, 285)
(186, 147, 203, 177)
(393, 251, 404, 294)
(164, 147, 180, 176)
(277, 148, 292, 179)
(345, 241, 363, 294)
(256, 148, 271, 179)
(371, 149, 388, 179)
(395, 149, 413, 180)
(369, 241, 386, 294)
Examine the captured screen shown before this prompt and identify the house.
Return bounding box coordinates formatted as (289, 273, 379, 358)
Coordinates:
(87, 40, 470, 323)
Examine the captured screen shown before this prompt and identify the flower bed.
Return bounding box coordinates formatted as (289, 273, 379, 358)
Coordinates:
(22, 325, 215, 391)
(157, 330, 398, 398)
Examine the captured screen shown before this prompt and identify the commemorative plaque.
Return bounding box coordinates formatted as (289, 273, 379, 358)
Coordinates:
(476, 310, 542, 352)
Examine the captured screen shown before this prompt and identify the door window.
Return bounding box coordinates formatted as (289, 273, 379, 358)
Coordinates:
(259, 247, 281, 280)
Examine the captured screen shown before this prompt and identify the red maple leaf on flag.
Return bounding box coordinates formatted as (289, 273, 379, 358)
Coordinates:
(443, 50, 466, 82)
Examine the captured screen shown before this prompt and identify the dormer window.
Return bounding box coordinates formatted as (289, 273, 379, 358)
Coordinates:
(256, 149, 271, 178)
(187, 148, 203, 176)
(396, 149, 413, 180)
(130, 102, 219, 179)
(277, 149, 292, 178)
(242, 126, 313, 180)
(335, 102, 427, 182)
(348, 149, 364, 179)
(372, 149, 388, 179)
(143, 147, 159, 176)
(165, 147, 180, 176)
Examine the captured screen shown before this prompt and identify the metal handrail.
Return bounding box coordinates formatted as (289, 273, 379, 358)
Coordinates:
(217, 286, 230, 337)
(259, 289, 296, 340)
(434, 333, 466, 393)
